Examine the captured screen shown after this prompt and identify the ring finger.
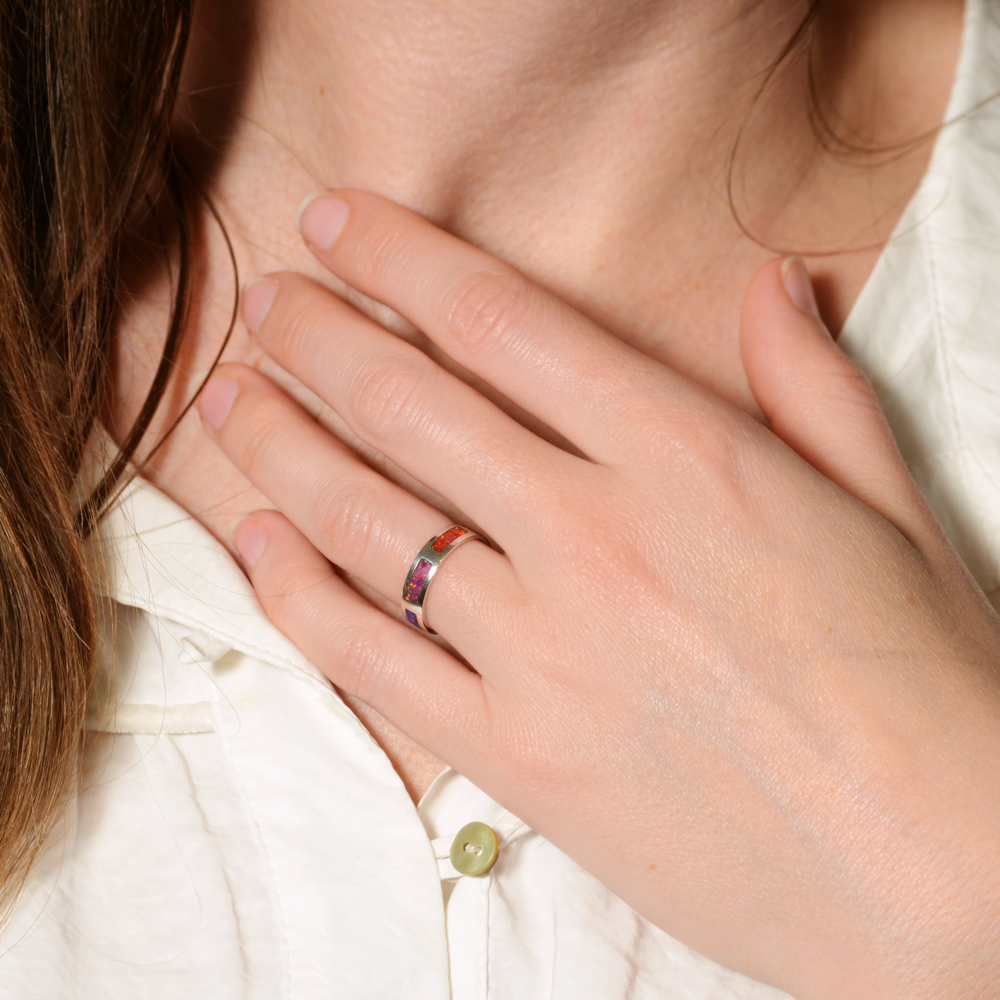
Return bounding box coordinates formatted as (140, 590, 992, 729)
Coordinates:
(196, 362, 517, 645)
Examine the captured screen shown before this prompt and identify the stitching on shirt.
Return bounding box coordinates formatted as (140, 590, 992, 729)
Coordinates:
(98, 577, 405, 761)
(86, 701, 215, 734)
(98, 587, 336, 695)
(924, 191, 956, 451)
(925, 165, 1000, 594)
(210, 696, 294, 999)
(94, 501, 331, 691)
(481, 873, 491, 1000)
(94, 489, 423, 749)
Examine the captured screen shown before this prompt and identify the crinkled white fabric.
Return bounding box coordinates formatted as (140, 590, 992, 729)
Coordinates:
(2, 2, 999, 996)
(838, 0, 1000, 614)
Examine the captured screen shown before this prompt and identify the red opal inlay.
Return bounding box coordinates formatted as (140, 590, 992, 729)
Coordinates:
(431, 526, 467, 552)
(404, 558, 433, 603)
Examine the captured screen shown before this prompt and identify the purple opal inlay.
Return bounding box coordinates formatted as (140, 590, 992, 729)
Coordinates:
(405, 609, 420, 628)
(404, 558, 433, 603)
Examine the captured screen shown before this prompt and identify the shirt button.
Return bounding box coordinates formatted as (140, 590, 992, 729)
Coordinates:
(450, 822, 499, 876)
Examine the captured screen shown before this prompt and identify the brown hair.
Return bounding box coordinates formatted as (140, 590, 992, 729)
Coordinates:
(0, 0, 194, 918)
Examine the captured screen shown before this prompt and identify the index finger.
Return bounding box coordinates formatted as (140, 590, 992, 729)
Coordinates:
(296, 190, 700, 466)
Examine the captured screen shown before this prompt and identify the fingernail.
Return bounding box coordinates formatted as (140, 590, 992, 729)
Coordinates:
(297, 193, 349, 250)
(242, 278, 279, 333)
(197, 373, 239, 430)
(781, 256, 821, 320)
(233, 517, 268, 570)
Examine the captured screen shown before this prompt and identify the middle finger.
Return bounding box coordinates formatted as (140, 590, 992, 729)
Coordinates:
(244, 271, 591, 550)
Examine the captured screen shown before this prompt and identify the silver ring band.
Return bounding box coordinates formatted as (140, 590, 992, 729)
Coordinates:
(401, 525, 484, 633)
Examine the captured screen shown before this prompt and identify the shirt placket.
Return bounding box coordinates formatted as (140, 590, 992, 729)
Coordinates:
(420, 772, 529, 1000)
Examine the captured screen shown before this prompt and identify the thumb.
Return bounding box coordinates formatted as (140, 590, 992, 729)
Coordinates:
(741, 256, 935, 547)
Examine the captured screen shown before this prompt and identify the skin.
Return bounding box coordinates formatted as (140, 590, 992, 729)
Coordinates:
(108, 0, 1000, 995)
(115, 0, 965, 801)
(197, 193, 1000, 999)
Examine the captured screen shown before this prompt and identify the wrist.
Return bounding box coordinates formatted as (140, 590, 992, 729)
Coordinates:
(792, 655, 1000, 1000)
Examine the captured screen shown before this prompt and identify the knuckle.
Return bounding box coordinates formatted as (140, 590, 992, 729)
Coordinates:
(250, 275, 330, 367)
(238, 396, 293, 477)
(339, 626, 396, 704)
(561, 502, 645, 573)
(446, 269, 532, 356)
(352, 219, 409, 290)
(315, 480, 384, 570)
(615, 397, 679, 455)
(349, 354, 434, 441)
(656, 407, 735, 472)
(776, 358, 881, 425)
(825, 359, 880, 407)
(264, 557, 321, 621)
(275, 294, 334, 365)
(649, 412, 757, 515)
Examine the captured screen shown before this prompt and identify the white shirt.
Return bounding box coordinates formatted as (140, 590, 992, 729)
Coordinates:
(2, 1, 999, 995)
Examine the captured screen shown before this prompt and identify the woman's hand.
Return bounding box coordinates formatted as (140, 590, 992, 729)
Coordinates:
(196, 191, 1000, 1000)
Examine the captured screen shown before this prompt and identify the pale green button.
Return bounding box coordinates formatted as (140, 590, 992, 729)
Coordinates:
(450, 822, 499, 877)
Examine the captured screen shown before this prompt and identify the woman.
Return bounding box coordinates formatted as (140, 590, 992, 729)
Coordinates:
(1, 0, 998, 996)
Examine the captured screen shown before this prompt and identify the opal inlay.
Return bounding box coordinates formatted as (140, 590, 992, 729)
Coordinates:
(405, 610, 420, 627)
(431, 526, 467, 552)
(404, 558, 433, 603)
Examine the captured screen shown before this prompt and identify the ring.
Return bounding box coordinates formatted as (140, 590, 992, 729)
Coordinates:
(401, 525, 484, 633)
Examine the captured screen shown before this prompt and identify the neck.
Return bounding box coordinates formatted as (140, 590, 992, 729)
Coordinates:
(113, 0, 963, 529)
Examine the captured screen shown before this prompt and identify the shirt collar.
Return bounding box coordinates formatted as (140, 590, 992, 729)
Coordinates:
(85, 430, 329, 688)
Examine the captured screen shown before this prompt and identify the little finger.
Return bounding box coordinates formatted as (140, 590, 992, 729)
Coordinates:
(232, 509, 488, 759)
